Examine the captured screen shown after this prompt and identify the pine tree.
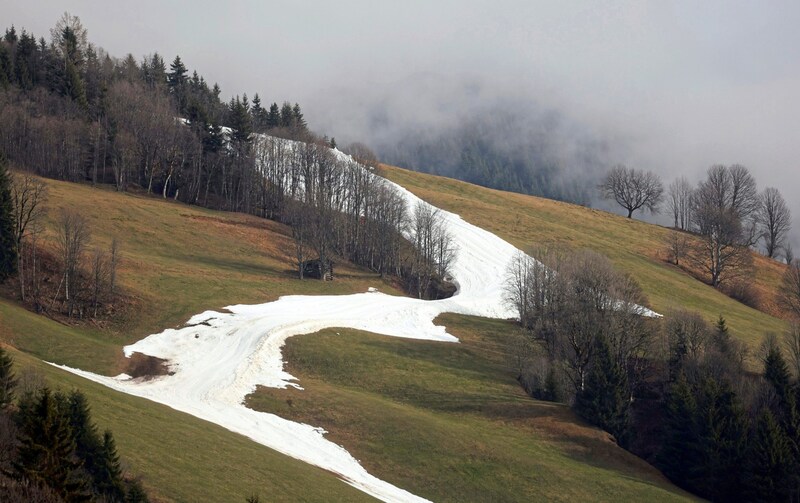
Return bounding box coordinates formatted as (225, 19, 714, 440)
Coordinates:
(0, 44, 11, 89)
(712, 315, 731, 354)
(692, 376, 747, 501)
(14, 388, 90, 501)
(744, 408, 793, 502)
(266, 103, 280, 129)
(0, 346, 16, 408)
(292, 103, 307, 131)
(228, 96, 253, 144)
(96, 430, 126, 501)
(574, 335, 630, 445)
(658, 373, 698, 487)
(0, 151, 17, 282)
(66, 390, 102, 478)
(279, 101, 294, 129)
(167, 55, 187, 89)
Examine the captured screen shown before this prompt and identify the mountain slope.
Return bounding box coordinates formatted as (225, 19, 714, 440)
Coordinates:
(380, 164, 788, 351)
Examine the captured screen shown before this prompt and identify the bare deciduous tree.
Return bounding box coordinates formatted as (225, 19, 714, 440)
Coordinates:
(664, 229, 689, 266)
(600, 165, 664, 219)
(55, 210, 90, 317)
(504, 248, 652, 396)
(10, 174, 48, 300)
(666, 177, 693, 230)
(409, 202, 457, 299)
(758, 187, 791, 259)
(689, 200, 753, 288)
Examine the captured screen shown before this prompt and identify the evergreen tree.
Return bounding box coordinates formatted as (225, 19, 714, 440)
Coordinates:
(574, 335, 630, 445)
(251, 93, 266, 132)
(0, 44, 11, 89)
(228, 96, 253, 144)
(279, 101, 294, 129)
(0, 345, 16, 408)
(14, 388, 90, 501)
(66, 390, 102, 478)
(4, 25, 17, 44)
(266, 102, 280, 129)
(744, 408, 793, 502)
(712, 315, 731, 354)
(691, 376, 747, 501)
(0, 151, 17, 282)
(292, 103, 307, 131)
(167, 55, 187, 88)
(658, 373, 698, 486)
(96, 430, 126, 501)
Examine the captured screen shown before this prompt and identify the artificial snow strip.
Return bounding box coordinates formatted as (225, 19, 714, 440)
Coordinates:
(53, 141, 659, 502)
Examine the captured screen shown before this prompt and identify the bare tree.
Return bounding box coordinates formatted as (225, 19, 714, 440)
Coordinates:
(664, 229, 689, 266)
(409, 202, 457, 299)
(90, 248, 110, 317)
(784, 243, 795, 265)
(758, 187, 791, 259)
(505, 248, 652, 395)
(666, 177, 693, 230)
(10, 174, 48, 300)
(690, 185, 753, 288)
(600, 165, 664, 219)
(56, 210, 90, 317)
(696, 164, 760, 246)
(781, 260, 800, 321)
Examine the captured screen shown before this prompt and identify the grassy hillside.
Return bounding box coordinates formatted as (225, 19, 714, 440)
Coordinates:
(0, 172, 715, 501)
(4, 175, 403, 375)
(380, 165, 789, 351)
(247, 315, 695, 502)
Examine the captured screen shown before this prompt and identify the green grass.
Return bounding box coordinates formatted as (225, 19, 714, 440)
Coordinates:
(247, 314, 696, 502)
(4, 343, 373, 502)
(380, 165, 789, 351)
(0, 172, 725, 501)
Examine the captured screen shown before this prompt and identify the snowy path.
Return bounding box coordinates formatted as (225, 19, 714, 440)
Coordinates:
(55, 152, 655, 501)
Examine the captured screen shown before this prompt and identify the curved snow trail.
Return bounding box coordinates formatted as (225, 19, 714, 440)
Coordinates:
(54, 150, 659, 502)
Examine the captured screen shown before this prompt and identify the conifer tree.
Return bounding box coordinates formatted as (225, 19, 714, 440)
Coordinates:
(658, 373, 698, 486)
(279, 101, 294, 129)
(744, 408, 793, 502)
(266, 102, 280, 129)
(0, 151, 17, 282)
(712, 315, 731, 354)
(0, 346, 16, 408)
(125, 478, 150, 503)
(96, 430, 126, 501)
(692, 376, 747, 501)
(167, 55, 187, 89)
(292, 103, 307, 132)
(574, 335, 630, 445)
(14, 388, 89, 501)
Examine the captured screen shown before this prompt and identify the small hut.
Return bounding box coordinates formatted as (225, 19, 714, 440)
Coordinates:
(302, 259, 334, 281)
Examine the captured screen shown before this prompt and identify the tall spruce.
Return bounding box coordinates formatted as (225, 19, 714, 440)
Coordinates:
(0, 151, 16, 282)
(658, 373, 698, 486)
(14, 388, 90, 501)
(574, 334, 631, 446)
(744, 408, 794, 502)
(691, 376, 747, 501)
(97, 430, 126, 501)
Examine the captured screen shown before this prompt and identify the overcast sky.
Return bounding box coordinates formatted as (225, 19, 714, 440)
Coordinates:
(4, 0, 800, 240)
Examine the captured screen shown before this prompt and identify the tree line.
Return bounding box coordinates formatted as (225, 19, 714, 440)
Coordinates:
(0, 14, 311, 215)
(0, 347, 149, 502)
(0, 14, 458, 301)
(504, 246, 800, 501)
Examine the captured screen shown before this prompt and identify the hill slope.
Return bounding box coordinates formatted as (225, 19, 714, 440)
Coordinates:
(380, 164, 789, 351)
(0, 165, 767, 500)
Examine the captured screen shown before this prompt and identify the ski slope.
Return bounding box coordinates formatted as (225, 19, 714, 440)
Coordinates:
(56, 144, 657, 502)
